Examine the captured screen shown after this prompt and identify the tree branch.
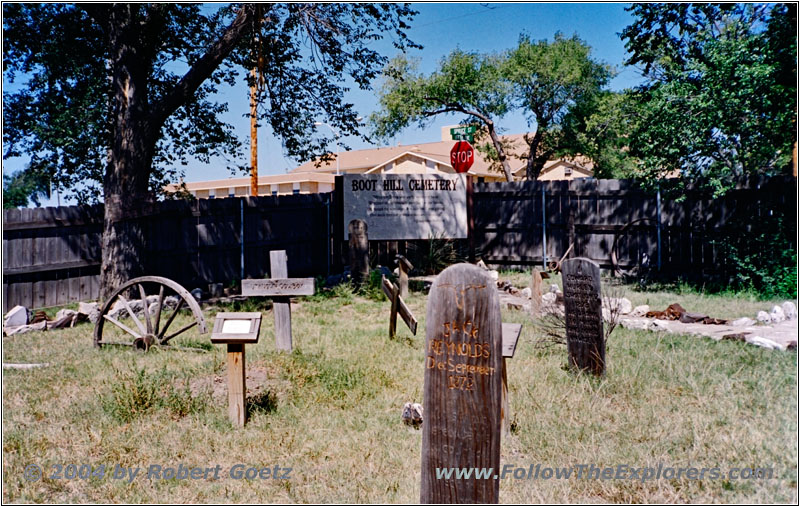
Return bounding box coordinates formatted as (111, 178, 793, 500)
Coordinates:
(150, 5, 254, 128)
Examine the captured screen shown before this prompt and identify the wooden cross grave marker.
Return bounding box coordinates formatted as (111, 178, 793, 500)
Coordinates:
(241, 250, 314, 351)
(381, 275, 417, 339)
(395, 254, 414, 298)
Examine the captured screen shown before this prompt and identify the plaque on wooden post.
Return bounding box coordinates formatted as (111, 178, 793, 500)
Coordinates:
(421, 263, 502, 504)
(500, 322, 522, 435)
(241, 250, 314, 352)
(211, 312, 262, 427)
(561, 258, 605, 375)
(348, 219, 370, 286)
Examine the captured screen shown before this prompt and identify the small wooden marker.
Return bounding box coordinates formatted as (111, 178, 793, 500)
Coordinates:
(530, 268, 543, 318)
(211, 312, 262, 427)
(381, 275, 417, 338)
(561, 257, 605, 375)
(241, 250, 314, 351)
(421, 263, 502, 504)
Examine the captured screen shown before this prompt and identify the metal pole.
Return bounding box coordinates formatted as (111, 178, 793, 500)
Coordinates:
(656, 187, 662, 271)
(240, 198, 245, 281)
(541, 183, 547, 270)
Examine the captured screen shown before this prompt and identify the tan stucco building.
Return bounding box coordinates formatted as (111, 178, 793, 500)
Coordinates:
(170, 126, 593, 198)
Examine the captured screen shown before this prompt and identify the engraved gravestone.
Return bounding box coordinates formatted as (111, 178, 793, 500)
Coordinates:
(348, 219, 370, 286)
(421, 263, 502, 504)
(561, 257, 605, 375)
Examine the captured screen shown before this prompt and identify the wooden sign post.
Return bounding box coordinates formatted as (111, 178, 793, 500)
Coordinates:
(241, 250, 314, 351)
(381, 275, 417, 339)
(561, 258, 605, 375)
(500, 322, 522, 435)
(396, 255, 414, 298)
(421, 264, 502, 504)
(210, 312, 262, 427)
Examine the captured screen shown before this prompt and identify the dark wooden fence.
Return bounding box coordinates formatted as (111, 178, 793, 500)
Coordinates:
(472, 175, 796, 276)
(3, 193, 332, 313)
(3, 175, 795, 312)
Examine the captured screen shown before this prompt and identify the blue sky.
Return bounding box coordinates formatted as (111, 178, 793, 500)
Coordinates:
(4, 2, 645, 206)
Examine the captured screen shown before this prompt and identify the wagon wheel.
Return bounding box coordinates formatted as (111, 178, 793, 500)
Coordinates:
(93, 276, 207, 350)
(611, 218, 657, 278)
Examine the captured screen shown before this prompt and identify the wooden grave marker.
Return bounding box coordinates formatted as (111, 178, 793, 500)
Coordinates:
(381, 275, 417, 339)
(210, 312, 262, 427)
(241, 250, 314, 351)
(348, 219, 370, 286)
(421, 263, 502, 504)
(396, 255, 414, 298)
(561, 257, 605, 375)
(530, 268, 543, 318)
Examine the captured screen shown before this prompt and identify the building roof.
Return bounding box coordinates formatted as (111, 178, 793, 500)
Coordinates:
(292, 132, 532, 178)
(168, 172, 335, 192)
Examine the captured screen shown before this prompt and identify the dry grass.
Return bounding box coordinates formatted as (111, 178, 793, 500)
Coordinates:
(2, 280, 796, 503)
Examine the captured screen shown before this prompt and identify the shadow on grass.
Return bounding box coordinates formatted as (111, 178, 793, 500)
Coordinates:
(247, 389, 278, 416)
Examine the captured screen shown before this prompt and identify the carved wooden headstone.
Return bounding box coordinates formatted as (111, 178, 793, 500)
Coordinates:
(421, 263, 502, 504)
(561, 257, 605, 375)
(241, 250, 314, 351)
(348, 219, 370, 286)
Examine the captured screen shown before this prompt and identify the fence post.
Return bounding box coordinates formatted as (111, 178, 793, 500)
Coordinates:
(541, 183, 547, 270)
(467, 175, 475, 264)
(240, 198, 245, 281)
(656, 187, 662, 271)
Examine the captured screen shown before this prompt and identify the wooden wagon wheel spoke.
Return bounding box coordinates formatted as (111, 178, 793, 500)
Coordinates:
(161, 321, 198, 344)
(94, 276, 207, 350)
(157, 298, 185, 344)
(153, 285, 165, 336)
(119, 295, 147, 336)
(137, 283, 153, 335)
(102, 314, 142, 339)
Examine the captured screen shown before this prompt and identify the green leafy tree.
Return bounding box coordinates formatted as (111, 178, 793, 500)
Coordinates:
(504, 33, 613, 180)
(3, 3, 417, 297)
(371, 34, 612, 181)
(2, 163, 51, 209)
(621, 3, 797, 194)
(370, 50, 515, 181)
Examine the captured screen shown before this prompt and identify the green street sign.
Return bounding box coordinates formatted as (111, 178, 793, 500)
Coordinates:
(450, 133, 474, 143)
(450, 126, 477, 136)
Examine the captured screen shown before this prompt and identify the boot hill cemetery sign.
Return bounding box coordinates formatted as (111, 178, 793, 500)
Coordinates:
(343, 174, 467, 240)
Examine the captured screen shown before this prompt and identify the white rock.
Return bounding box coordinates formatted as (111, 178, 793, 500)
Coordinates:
(756, 311, 771, 323)
(78, 302, 101, 323)
(541, 292, 557, 305)
(648, 320, 670, 332)
(620, 318, 649, 330)
(476, 259, 488, 271)
(550, 284, 560, 294)
(781, 302, 797, 320)
(731, 317, 756, 327)
(4, 305, 29, 328)
(521, 287, 532, 299)
(603, 297, 633, 315)
(55, 309, 77, 320)
(746, 335, 786, 351)
(630, 305, 650, 317)
(770, 305, 786, 324)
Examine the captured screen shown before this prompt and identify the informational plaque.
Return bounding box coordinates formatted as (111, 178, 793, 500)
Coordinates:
(342, 174, 467, 240)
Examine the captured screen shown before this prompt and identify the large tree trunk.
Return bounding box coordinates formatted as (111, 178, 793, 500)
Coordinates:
(100, 5, 158, 299)
(524, 131, 550, 181)
(485, 119, 514, 182)
(96, 4, 254, 299)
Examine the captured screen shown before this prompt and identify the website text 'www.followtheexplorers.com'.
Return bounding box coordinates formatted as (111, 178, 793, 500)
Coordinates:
(435, 464, 774, 482)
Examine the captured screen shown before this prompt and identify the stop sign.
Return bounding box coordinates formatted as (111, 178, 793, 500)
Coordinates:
(450, 141, 474, 173)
